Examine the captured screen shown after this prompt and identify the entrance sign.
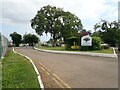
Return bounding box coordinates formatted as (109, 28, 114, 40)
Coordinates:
(81, 35, 92, 46)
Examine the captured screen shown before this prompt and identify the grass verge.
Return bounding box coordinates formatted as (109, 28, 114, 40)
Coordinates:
(2, 48, 40, 88)
(0, 61, 1, 90)
(80, 48, 113, 54)
(36, 46, 113, 54)
(38, 46, 65, 51)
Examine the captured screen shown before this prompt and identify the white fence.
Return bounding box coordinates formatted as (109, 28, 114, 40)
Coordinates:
(0, 34, 8, 59)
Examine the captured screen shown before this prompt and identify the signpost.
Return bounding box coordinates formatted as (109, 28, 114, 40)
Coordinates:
(81, 35, 92, 46)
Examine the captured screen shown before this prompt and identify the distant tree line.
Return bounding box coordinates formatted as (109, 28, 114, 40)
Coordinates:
(10, 32, 39, 47)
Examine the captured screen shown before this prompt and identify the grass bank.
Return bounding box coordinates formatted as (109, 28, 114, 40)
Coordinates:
(0, 62, 1, 90)
(2, 48, 39, 88)
(36, 46, 113, 54)
(38, 46, 65, 51)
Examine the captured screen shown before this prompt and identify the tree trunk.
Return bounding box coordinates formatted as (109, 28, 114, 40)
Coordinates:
(52, 34, 57, 47)
(118, 43, 120, 51)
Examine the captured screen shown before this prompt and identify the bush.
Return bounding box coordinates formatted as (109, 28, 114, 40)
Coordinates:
(92, 37, 101, 50)
(65, 37, 80, 50)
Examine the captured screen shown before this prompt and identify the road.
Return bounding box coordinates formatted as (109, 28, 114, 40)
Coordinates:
(15, 47, 118, 88)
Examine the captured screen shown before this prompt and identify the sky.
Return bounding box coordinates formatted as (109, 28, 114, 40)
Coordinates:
(118, 1, 120, 20)
(0, 0, 119, 42)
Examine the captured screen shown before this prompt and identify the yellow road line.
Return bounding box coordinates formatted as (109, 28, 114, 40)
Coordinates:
(38, 61, 70, 88)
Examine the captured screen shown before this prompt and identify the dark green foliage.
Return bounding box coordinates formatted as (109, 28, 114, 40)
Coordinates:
(92, 30, 102, 37)
(10, 32, 22, 47)
(65, 37, 80, 50)
(101, 28, 118, 46)
(116, 28, 120, 50)
(23, 34, 39, 46)
(93, 20, 120, 47)
(61, 11, 83, 41)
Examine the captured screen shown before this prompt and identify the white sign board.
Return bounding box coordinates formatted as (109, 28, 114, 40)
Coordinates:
(81, 35, 92, 46)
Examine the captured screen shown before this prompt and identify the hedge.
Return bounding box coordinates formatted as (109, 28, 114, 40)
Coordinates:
(65, 37, 80, 50)
(91, 37, 101, 50)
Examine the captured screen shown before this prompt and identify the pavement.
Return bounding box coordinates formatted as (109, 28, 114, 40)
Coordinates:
(15, 47, 118, 88)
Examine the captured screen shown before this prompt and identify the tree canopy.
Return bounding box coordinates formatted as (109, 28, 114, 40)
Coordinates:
(23, 33, 39, 46)
(93, 20, 120, 46)
(31, 5, 83, 46)
(10, 32, 22, 47)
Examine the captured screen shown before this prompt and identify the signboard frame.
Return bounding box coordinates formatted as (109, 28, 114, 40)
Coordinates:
(81, 35, 92, 46)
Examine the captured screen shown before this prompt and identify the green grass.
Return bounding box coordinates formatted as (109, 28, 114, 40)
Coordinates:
(38, 46, 65, 51)
(80, 48, 113, 54)
(0, 61, 2, 90)
(2, 49, 40, 88)
(37, 46, 113, 54)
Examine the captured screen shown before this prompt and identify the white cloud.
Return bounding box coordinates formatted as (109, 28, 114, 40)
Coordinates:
(2, 0, 119, 26)
(2, 1, 37, 24)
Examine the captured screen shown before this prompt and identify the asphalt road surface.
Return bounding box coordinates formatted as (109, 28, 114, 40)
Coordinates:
(15, 47, 118, 88)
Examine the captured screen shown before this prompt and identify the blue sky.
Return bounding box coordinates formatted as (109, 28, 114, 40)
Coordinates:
(0, 0, 119, 42)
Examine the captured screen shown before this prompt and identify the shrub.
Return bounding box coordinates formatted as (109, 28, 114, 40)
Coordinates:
(92, 37, 101, 50)
(65, 37, 80, 50)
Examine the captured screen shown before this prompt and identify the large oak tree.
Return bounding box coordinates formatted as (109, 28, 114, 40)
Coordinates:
(31, 5, 83, 46)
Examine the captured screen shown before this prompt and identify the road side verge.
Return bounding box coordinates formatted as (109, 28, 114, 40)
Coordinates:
(34, 47, 118, 58)
(13, 48, 44, 90)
